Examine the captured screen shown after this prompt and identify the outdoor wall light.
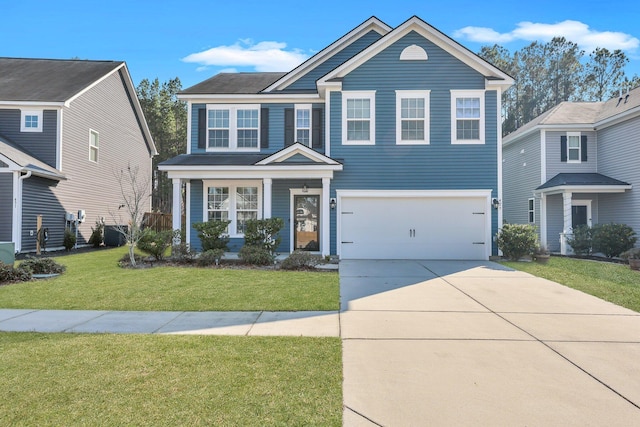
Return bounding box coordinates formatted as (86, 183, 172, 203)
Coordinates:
(302, 183, 308, 193)
(330, 198, 337, 210)
(492, 198, 501, 209)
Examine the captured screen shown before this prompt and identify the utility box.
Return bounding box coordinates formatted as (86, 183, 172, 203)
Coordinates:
(104, 226, 127, 247)
(0, 242, 15, 265)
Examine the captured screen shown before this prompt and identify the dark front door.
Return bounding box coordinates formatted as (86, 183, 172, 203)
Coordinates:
(572, 205, 588, 229)
(294, 195, 319, 251)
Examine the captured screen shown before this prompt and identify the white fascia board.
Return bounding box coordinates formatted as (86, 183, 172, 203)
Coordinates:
(534, 184, 632, 195)
(163, 168, 338, 180)
(595, 105, 640, 129)
(486, 78, 514, 92)
(336, 189, 492, 198)
(0, 153, 20, 171)
(263, 17, 392, 92)
(64, 63, 124, 107)
(256, 144, 341, 165)
(0, 102, 64, 108)
(177, 94, 320, 103)
(319, 17, 513, 86)
(159, 164, 343, 172)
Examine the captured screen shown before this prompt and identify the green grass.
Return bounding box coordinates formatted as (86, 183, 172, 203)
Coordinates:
(0, 332, 342, 426)
(502, 256, 640, 312)
(0, 248, 339, 311)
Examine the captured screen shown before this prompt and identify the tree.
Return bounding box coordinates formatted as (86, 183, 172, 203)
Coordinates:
(581, 48, 629, 101)
(110, 164, 152, 267)
(136, 78, 187, 213)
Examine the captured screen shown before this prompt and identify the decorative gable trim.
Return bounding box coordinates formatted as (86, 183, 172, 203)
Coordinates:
(400, 44, 428, 60)
(263, 17, 392, 92)
(317, 16, 514, 90)
(255, 142, 341, 166)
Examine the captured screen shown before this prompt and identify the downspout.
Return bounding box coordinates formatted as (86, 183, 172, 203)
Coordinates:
(13, 171, 32, 252)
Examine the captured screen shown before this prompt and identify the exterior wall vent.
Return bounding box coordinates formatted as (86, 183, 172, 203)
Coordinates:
(400, 45, 428, 61)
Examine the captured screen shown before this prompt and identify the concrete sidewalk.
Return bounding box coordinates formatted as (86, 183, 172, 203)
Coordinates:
(340, 260, 640, 426)
(0, 309, 339, 336)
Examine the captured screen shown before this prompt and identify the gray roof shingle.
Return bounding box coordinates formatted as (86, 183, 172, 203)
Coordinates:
(0, 58, 123, 102)
(180, 72, 287, 95)
(536, 173, 630, 190)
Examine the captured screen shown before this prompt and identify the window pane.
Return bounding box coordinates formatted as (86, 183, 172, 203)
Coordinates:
(236, 187, 258, 210)
(347, 120, 370, 140)
(25, 115, 38, 128)
(237, 109, 258, 128)
(296, 109, 310, 128)
(236, 211, 258, 234)
(208, 129, 229, 147)
(456, 98, 480, 119)
(208, 110, 229, 128)
(297, 129, 310, 144)
(568, 136, 580, 148)
(401, 98, 424, 119)
(208, 187, 229, 210)
(237, 129, 258, 148)
(456, 119, 479, 140)
(568, 149, 580, 161)
(401, 120, 424, 140)
(347, 99, 370, 119)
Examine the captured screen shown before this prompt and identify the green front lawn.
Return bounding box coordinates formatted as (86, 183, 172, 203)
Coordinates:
(0, 333, 342, 426)
(502, 256, 640, 312)
(0, 248, 339, 311)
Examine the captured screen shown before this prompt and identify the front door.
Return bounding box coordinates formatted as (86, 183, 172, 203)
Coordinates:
(294, 195, 319, 251)
(572, 205, 588, 229)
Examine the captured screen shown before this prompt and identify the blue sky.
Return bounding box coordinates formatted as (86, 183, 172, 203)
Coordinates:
(4, 0, 639, 89)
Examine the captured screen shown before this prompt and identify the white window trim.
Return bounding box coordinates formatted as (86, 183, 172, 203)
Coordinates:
(295, 104, 312, 147)
(202, 180, 262, 238)
(89, 129, 99, 163)
(396, 90, 430, 145)
(450, 90, 485, 145)
(528, 198, 535, 224)
(342, 90, 376, 145)
(566, 132, 581, 164)
(20, 110, 43, 132)
(206, 104, 260, 152)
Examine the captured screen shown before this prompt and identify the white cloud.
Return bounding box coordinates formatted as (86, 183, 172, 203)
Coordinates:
(182, 39, 309, 72)
(455, 20, 639, 53)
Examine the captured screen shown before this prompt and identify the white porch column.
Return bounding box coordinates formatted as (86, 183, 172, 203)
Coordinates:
(560, 191, 573, 255)
(321, 177, 331, 257)
(171, 178, 182, 234)
(263, 178, 272, 219)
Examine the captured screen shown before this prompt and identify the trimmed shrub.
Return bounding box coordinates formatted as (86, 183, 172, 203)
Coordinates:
(496, 223, 538, 261)
(18, 256, 65, 275)
(88, 219, 104, 248)
(567, 224, 592, 256)
(243, 218, 284, 255)
(63, 227, 76, 251)
(591, 223, 637, 258)
(280, 250, 321, 270)
(137, 229, 172, 261)
(0, 262, 32, 283)
(192, 220, 231, 251)
(238, 245, 274, 266)
(197, 249, 225, 267)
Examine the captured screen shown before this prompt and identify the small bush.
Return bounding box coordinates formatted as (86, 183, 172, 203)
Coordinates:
(197, 249, 225, 267)
(0, 262, 32, 283)
(88, 219, 104, 248)
(243, 218, 284, 255)
(567, 224, 592, 256)
(193, 220, 231, 251)
(281, 250, 321, 270)
(496, 223, 538, 261)
(18, 256, 65, 275)
(238, 245, 274, 266)
(137, 229, 172, 261)
(592, 223, 637, 258)
(63, 228, 76, 251)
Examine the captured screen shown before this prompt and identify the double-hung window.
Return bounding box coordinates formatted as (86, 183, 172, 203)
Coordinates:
(89, 129, 99, 162)
(567, 132, 581, 162)
(396, 90, 430, 144)
(205, 181, 262, 237)
(295, 105, 311, 145)
(528, 198, 535, 223)
(342, 91, 375, 145)
(207, 105, 259, 150)
(451, 90, 485, 144)
(21, 110, 43, 132)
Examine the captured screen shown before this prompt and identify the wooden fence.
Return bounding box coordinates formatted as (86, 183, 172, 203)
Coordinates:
(143, 212, 184, 232)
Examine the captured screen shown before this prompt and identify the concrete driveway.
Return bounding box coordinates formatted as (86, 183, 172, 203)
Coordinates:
(340, 260, 640, 426)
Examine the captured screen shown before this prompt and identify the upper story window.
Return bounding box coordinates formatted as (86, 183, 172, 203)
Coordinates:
(342, 91, 375, 145)
(560, 132, 587, 163)
(207, 105, 259, 151)
(396, 90, 430, 145)
(89, 129, 99, 162)
(450, 90, 485, 144)
(567, 132, 581, 162)
(21, 110, 43, 132)
(295, 105, 311, 145)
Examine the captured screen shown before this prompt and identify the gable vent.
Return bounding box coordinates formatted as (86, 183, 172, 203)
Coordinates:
(400, 45, 428, 61)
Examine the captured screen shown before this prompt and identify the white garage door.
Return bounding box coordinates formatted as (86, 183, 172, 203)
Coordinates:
(339, 193, 489, 260)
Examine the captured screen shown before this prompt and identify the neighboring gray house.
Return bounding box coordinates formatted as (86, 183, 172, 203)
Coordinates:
(503, 87, 639, 254)
(0, 58, 156, 253)
(160, 16, 514, 260)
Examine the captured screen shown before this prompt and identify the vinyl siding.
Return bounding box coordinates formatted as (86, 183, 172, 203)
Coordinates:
(545, 130, 597, 178)
(56, 69, 153, 246)
(0, 173, 13, 241)
(329, 31, 500, 254)
(596, 116, 640, 244)
(0, 109, 58, 167)
(21, 176, 66, 251)
(546, 194, 563, 252)
(286, 30, 383, 91)
(502, 131, 541, 228)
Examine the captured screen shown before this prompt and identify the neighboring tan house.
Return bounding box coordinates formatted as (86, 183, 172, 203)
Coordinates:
(159, 16, 513, 260)
(0, 58, 156, 253)
(503, 87, 639, 254)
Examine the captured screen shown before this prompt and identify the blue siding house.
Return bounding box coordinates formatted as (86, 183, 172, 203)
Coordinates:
(160, 16, 513, 259)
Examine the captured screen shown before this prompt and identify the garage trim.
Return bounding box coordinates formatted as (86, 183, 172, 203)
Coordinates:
(336, 189, 493, 259)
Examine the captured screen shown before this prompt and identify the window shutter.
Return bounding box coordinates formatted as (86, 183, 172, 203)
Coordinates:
(312, 108, 323, 149)
(581, 135, 588, 161)
(260, 108, 269, 149)
(284, 108, 294, 146)
(560, 136, 567, 162)
(198, 108, 206, 149)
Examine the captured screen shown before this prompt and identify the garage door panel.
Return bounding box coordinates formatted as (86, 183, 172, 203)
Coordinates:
(340, 196, 488, 260)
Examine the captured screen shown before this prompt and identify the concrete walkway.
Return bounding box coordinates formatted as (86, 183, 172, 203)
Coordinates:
(340, 260, 640, 426)
(0, 309, 339, 336)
